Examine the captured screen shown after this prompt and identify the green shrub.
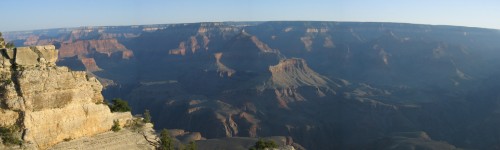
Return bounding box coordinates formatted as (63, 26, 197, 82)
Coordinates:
(249, 139, 278, 150)
(143, 109, 151, 123)
(0, 126, 22, 146)
(159, 129, 174, 150)
(2, 79, 12, 85)
(0, 32, 14, 49)
(111, 120, 121, 132)
(185, 141, 197, 150)
(125, 118, 144, 132)
(109, 98, 131, 112)
(95, 100, 108, 105)
(5, 42, 14, 49)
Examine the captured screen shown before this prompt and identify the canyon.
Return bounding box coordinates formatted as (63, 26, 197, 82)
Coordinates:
(4, 21, 500, 149)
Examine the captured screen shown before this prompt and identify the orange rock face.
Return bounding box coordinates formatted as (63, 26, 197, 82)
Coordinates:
(214, 52, 236, 77)
(59, 39, 132, 58)
(169, 42, 186, 56)
(250, 36, 275, 53)
(122, 51, 134, 59)
(190, 36, 200, 53)
(80, 57, 102, 72)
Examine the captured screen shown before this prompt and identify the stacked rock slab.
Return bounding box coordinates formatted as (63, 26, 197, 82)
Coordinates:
(0, 45, 132, 149)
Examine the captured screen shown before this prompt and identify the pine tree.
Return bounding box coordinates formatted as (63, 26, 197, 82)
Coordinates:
(159, 129, 174, 150)
(109, 98, 131, 112)
(186, 141, 197, 150)
(143, 109, 151, 123)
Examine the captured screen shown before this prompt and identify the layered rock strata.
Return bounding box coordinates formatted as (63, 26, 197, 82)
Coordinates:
(0, 45, 132, 149)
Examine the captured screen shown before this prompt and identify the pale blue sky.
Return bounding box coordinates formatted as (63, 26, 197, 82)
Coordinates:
(1, 0, 499, 31)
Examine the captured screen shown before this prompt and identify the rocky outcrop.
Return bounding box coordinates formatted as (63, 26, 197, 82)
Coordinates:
(263, 58, 337, 107)
(267, 58, 331, 89)
(49, 123, 156, 150)
(169, 42, 186, 56)
(0, 45, 133, 149)
(168, 129, 205, 143)
(214, 53, 235, 77)
(80, 57, 102, 72)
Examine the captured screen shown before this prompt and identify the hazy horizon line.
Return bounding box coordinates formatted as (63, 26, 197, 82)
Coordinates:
(3, 20, 499, 33)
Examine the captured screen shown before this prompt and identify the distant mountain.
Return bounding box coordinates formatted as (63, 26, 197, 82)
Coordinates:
(5, 21, 500, 149)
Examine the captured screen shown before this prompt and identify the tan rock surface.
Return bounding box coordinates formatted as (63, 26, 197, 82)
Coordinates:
(0, 109, 18, 126)
(49, 124, 156, 150)
(0, 45, 137, 149)
(14, 47, 39, 67)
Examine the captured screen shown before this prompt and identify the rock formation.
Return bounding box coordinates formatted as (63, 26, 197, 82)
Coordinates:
(213, 53, 235, 77)
(267, 58, 331, 89)
(263, 58, 338, 108)
(0, 45, 133, 149)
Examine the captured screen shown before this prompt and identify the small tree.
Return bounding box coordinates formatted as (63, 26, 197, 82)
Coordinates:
(111, 120, 121, 132)
(185, 141, 197, 150)
(0, 32, 5, 48)
(250, 139, 278, 150)
(109, 98, 131, 112)
(0, 32, 13, 49)
(143, 109, 151, 123)
(159, 129, 174, 150)
(5, 42, 15, 49)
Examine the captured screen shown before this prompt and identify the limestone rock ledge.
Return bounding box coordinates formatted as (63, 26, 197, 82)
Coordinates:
(49, 123, 156, 150)
(0, 45, 134, 149)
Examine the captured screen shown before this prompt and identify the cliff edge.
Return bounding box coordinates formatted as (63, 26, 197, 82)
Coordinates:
(0, 45, 135, 149)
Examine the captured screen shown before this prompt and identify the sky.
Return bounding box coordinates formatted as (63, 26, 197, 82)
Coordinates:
(1, 0, 500, 32)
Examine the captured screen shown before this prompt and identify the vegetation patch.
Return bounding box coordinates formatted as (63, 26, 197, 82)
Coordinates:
(158, 129, 174, 150)
(0, 32, 14, 49)
(125, 118, 145, 132)
(249, 139, 278, 150)
(184, 141, 197, 150)
(0, 126, 22, 146)
(108, 98, 131, 112)
(143, 109, 151, 123)
(2, 79, 12, 85)
(111, 120, 121, 132)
